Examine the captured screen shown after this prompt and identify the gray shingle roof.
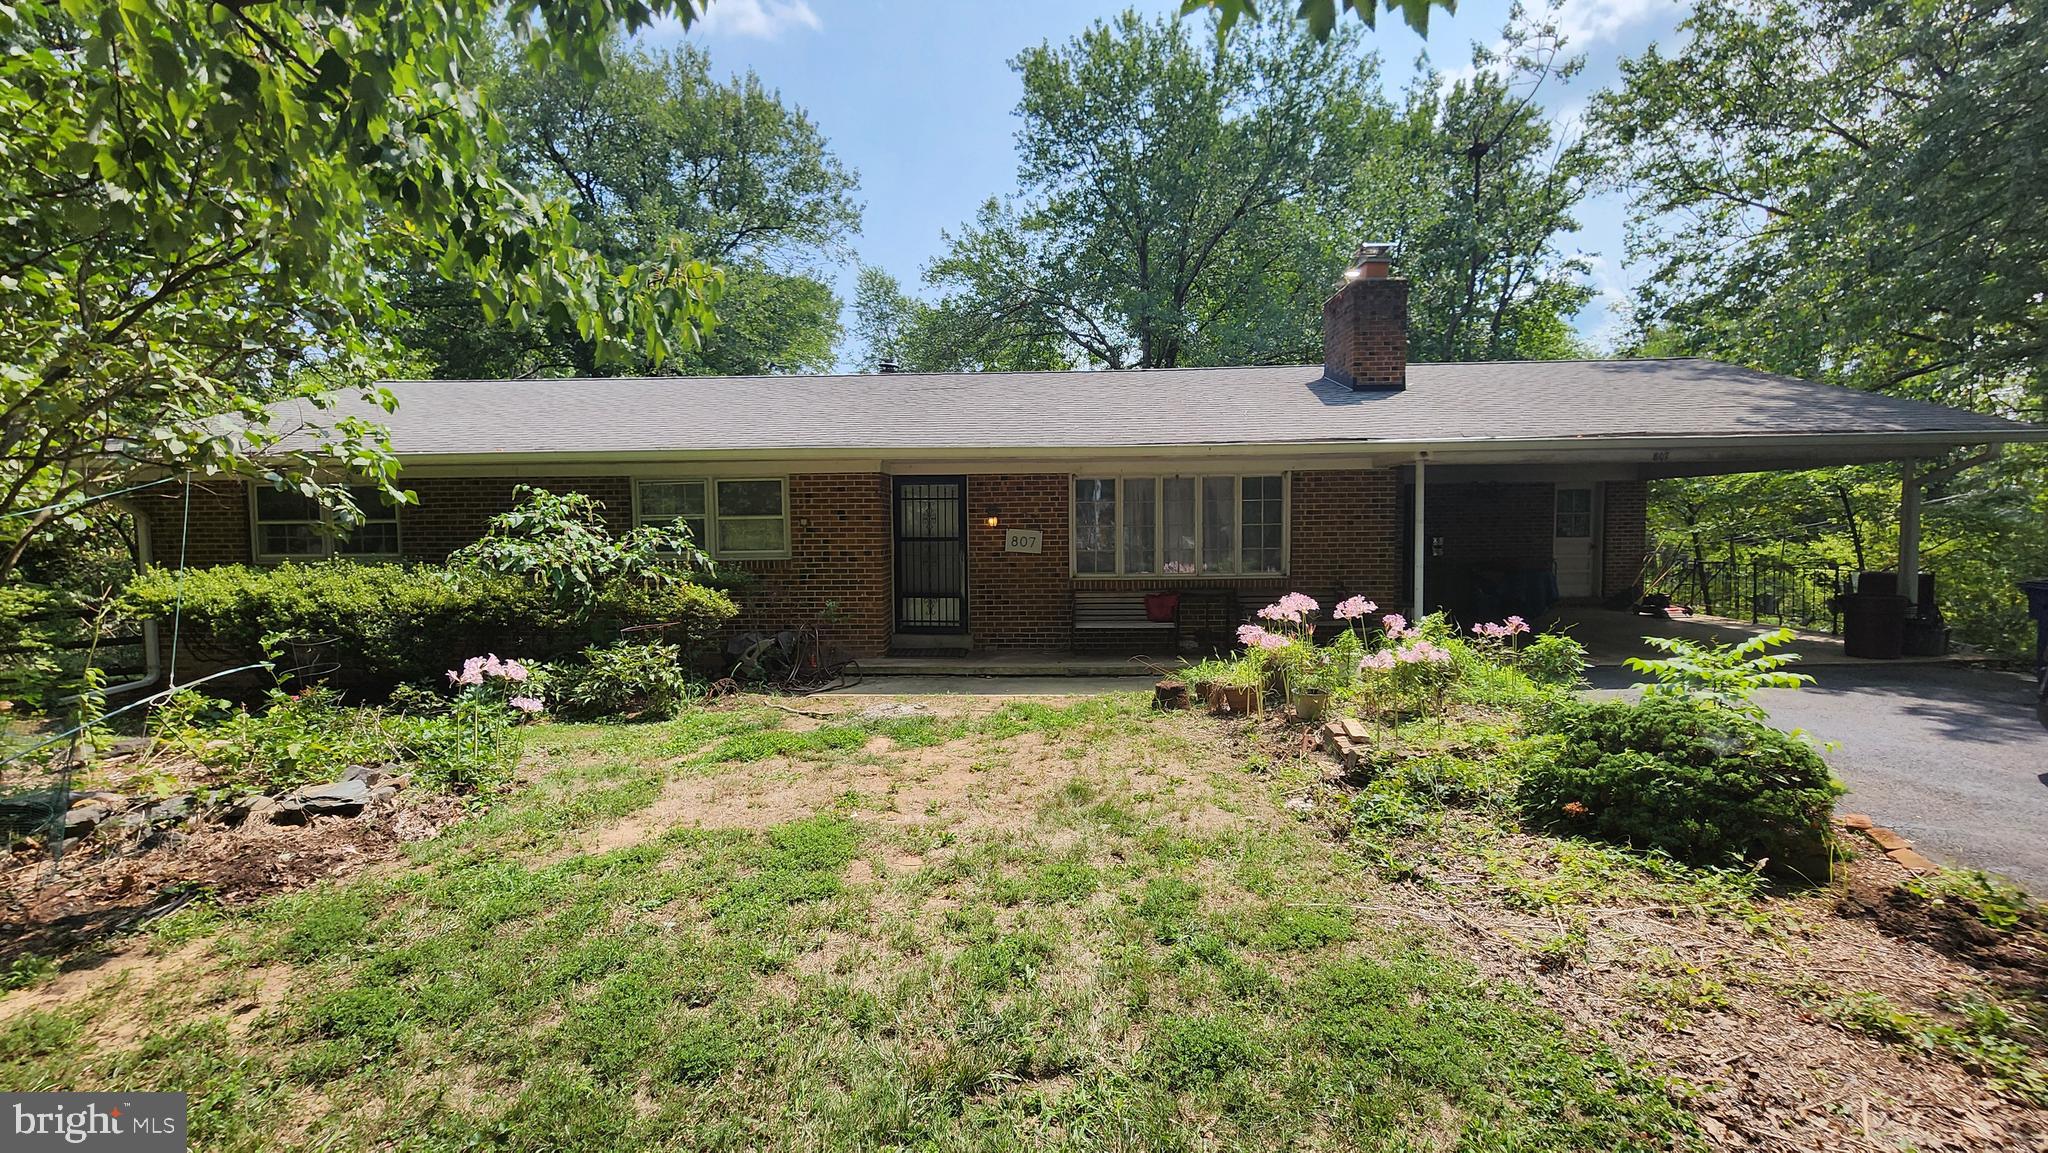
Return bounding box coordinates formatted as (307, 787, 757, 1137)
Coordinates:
(291, 359, 2042, 458)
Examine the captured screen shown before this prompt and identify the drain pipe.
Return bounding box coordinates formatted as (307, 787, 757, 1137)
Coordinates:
(1412, 451, 1428, 621)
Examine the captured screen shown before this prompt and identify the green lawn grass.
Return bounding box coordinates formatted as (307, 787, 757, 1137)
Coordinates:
(1, 696, 1701, 1151)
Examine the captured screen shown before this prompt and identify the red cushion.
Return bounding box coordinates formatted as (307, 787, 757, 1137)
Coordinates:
(1144, 593, 1181, 623)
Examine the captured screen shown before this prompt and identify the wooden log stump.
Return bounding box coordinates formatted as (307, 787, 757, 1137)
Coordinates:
(1153, 680, 1191, 710)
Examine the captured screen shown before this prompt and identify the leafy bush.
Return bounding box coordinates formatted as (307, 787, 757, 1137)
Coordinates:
(1518, 697, 1842, 877)
(450, 486, 708, 614)
(122, 562, 735, 696)
(544, 640, 695, 720)
(156, 686, 518, 793)
(1626, 627, 1812, 716)
(1519, 633, 1589, 687)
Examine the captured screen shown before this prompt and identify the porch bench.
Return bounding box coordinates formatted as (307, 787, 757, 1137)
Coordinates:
(1072, 590, 1180, 650)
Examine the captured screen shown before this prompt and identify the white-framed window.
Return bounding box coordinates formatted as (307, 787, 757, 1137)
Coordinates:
(633, 477, 789, 559)
(1070, 474, 1287, 576)
(250, 483, 401, 562)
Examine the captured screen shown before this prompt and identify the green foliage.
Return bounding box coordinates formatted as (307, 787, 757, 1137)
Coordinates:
(0, 0, 722, 573)
(1902, 869, 2039, 934)
(121, 560, 735, 696)
(1519, 633, 1589, 687)
(1184, 0, 1455, 40)
(0, 583, 69, 708)
(397, 34, 857, 379)
(157, 686, 519, 794)
(1625, 627, 1813, 716)
(449, 486, 708, 615)
(1520, 697, 1842, 876)
(544, 641, 695, 721)
(1828, 991, 2048, 1105)
(878, 7, 1594, 372)
(1593, 0, 2048, 417)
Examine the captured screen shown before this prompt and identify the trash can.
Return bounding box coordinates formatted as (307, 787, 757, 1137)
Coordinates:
(2023, 579, 2048, 676)
(1841, 593, 1909, 660)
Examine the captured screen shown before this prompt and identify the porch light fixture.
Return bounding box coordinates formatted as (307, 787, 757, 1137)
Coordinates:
(984, 506, 1001, 527)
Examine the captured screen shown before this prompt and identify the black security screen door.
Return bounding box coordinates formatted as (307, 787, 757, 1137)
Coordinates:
(894, 477, 968, 634)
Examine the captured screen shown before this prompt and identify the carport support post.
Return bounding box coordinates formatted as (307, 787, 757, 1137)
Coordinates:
(1899, 458, 1920, 612)
(1412, 451, 1428, 621)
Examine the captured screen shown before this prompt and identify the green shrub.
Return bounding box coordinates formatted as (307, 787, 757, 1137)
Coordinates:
(121, 562, 735, 696)
(1625, 627, 1812, 716)
(1518, 697, 1842, 877)
(156, 686, 518, 793)
(544, 640, 695, 721)
(1519, 633, 1589, 686)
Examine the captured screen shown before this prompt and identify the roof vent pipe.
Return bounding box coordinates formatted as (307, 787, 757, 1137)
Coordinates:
(876, 359, 899, 374)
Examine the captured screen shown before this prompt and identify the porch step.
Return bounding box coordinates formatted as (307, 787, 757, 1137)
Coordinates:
(863, 652, 1176, 677)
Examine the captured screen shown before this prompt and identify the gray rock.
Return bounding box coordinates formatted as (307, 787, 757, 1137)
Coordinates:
(268, 797, 308, 825)
(341, 764, 374, 784)
(62, 803, 108, 836)
(227, 794, 276, 824)
(145, 794, 194, 826)
(297, 778, 370, 816)
(369, 785, 398, 803)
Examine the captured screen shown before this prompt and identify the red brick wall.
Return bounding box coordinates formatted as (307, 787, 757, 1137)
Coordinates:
(1321, 277, 1408, 390)
(1601, 480, 1648, 600)
(727, 474, 892, 659)
(967, 474, 1071, 649)
(399, 477, 632, 562)
(132, 480, 249, 568)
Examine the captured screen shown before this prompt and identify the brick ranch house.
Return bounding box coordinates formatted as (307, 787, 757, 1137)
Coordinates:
(144, 254, 2048, 660)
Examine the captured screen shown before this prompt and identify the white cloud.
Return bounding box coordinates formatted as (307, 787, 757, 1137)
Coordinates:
(1550, 0, 1672, 49)
(693, 0, 822, 40)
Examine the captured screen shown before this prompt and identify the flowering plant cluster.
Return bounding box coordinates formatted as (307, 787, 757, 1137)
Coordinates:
(447, 653, 545, 720)
(1470, 616, 1530, 646)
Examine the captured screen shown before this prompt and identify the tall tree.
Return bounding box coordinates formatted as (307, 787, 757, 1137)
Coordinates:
(0, 0, 720, 575)
(1592, 0, 2048, 415)
(395, 36, 859, 378)
(886, 7, 1598, 372)
(1375, 17, 1600, 362)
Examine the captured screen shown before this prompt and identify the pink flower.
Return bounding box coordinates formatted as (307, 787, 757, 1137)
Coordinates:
(1237, 623, 1273, 647)
(1256, 632, 1289, 650)
(1258, 592, 1320, 624)
(1333, 596, 1377, 621)
(1358, 650, 1397, 672)
(509, 695, 544, 714)
(1380, 613, 1407, 637)
(1504, 616, 1528, 634)
(502, 659, 530, 683)
(1394, 640, 1452, 665)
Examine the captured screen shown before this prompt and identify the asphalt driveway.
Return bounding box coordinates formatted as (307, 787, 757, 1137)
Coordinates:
(1588, 664, 2048, 889)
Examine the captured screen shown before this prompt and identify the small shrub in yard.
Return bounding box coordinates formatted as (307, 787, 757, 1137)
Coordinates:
(1519, 696, 1842, 877)
(1519, 632, 1589, 686)
(544, 640, 694, 720)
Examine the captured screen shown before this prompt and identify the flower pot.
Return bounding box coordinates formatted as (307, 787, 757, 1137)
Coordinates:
(1292, 688, 1331, 722)
(1207, 684, 1260, 715)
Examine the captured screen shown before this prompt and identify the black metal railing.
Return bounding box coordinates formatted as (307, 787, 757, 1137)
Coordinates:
(1648, 545, 1846, 633)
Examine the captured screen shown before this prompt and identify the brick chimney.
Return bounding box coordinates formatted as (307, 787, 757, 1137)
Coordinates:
(1321, 242, 1407, 391)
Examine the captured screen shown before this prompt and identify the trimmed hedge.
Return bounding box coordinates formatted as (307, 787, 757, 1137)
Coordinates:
(122, 562, 736, 696)
(1518, 697, 1842, 878)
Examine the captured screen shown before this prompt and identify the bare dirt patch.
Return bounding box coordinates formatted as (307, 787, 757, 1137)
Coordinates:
(1, 795, 464, 973)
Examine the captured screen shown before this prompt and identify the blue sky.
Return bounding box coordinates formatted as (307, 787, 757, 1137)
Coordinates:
(640, 0, 1692, 364)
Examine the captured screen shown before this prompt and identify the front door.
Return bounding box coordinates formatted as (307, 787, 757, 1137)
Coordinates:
(894, 476, 969, 635)
(1553, 485, 1597, 598)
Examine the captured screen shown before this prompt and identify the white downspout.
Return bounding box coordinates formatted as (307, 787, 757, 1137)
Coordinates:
(1412, 451, 1428, 621)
